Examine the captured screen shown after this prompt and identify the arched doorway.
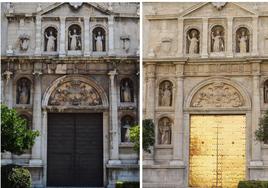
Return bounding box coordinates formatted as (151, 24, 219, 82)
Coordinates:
(42, 75, 109, 187)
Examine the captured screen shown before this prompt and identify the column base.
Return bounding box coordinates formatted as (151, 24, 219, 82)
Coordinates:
(169, 160, 184, 166)
(29, 159, 43, 166)
(108, 160, 121, 165)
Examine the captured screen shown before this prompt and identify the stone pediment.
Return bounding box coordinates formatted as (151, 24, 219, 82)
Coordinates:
(181, 2, 257, 18)
(39, 3, 114, 17)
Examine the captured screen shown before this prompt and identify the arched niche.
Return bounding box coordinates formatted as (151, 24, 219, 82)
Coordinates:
(159, 80, 173, 107)
(211, 25, 225, 52)
(186, 28, 200, 54)
(236, 27, 250, 53)
(92, 27, 106, 52)
(263, 79, 268, 103)
(158, 117, 172, 145)
(42, 75, 108, 108)
(120, 115, 134, 143)
(44, 27, 58, 52)
(68, 24, 82, 51)
(16, 77, 31, 105)
(120, 78, 134, 103)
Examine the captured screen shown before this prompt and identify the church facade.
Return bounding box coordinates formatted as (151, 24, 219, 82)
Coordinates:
(143, 2, 268, 188)
(1, 2, 139, 188)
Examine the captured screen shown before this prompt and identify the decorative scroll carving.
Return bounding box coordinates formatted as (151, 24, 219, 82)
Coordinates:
(191, 82, 244, 107)
(49, 80, 102, 106)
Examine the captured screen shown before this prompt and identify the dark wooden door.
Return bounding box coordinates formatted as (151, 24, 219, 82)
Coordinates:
(47, 113, 103, 187)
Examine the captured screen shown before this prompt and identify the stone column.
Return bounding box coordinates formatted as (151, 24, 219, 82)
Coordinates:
(201, 18, 209, 58)
(59, 17, 66, 57)
(30, 65, 42, 166)
(108, 16, 114, 56)
(170, 62, 185, 166)
(3, 70, 13, 108)
(34, 16, 41, 56)
(145, 63, 156, 120)
(108, 70, 121, 164)
(252, 17, 259, 56)
(227, 17, 233, 57)
(84, 16, 91, 56)
(250, 61, 263, 167)
(42, 110, 47, 187)
(176, 18, 184, 57)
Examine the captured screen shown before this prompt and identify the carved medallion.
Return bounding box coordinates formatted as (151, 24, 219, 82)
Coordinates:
(191, 82, 244, 108)
(211, 2, 227, 10)
(49, 80, 102, 106)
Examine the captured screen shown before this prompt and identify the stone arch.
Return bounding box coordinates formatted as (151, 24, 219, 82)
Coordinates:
(42, 75, 108, 108)
(185, 77, 251, 109)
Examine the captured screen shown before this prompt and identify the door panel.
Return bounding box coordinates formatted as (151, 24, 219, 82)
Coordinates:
(189, 115, 246, 188)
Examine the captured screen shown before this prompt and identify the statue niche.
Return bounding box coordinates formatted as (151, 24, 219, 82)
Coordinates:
(187, 29, 200, 54)
(121, 115, 134, 143)
(158, 117, 172, 145)
(159, 80, 173, 107)
(44, 27, 57, 52)
(20, 114, 32, 154)
(120, 78, 134, 103)
(264, 80, 268, 103)
(68, 24, 82, 51)
(93, 27, 105, 52)
(236, 27, 250, 53)
(211, 25, 225, 52)
(16, 78, 31, 104)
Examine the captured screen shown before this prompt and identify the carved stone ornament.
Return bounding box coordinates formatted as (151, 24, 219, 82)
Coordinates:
(49, 80, 102, 106)
(211, 2, 227, 10)
(69, 2, 83, 9)
(191, 82, 244, 108)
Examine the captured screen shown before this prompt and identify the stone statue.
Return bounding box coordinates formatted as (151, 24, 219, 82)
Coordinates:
(95, 31, 104, 52)
(188, 30, 199, 54)
(19, 34, 30, 51)
(160, 81, 172, 106)
(238, 30, 248, 53)
(212, 28, 224, 52)
(122, 119, 131, 142)
(18, 79, 30, 104)
(45, 31, 56, 51)
(158, 118, 171, 145)
(69, 28, 81, 50)
(121, 81, 132, 102)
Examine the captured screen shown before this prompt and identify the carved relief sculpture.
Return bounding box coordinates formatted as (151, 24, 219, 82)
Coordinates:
(187, 29, 199, 54)
(93, 27, 105, 52)
(121, 116, 133, 143)
(211, 26, 225, 52)
(17, 78, 31, 104)
(68, 25, 81, 50)
(44, 27, 57, 52)
(236, 27, 249, 53)
(120, 79, 134, 102)
(159, 81, 172, 106)
(158, 117, 172, 145)
(191, 82, 244, 108)
(49, 80, 102, 106)
(19, 33, 30, 51)
(120, 35, 130, 53)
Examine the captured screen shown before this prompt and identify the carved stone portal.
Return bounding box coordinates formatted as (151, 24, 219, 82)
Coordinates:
(48, 80, 102, 106)
(191, 82, 244, 107)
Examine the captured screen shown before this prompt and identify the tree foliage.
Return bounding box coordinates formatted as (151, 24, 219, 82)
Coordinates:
(1, 104, 39, 155)
(255, 110, 268, 143)
(130, 124, 140, 154)
(142, 119, 155, 153)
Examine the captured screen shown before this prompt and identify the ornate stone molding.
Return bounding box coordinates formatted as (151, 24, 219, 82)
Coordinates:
(191, 82, 244, 108)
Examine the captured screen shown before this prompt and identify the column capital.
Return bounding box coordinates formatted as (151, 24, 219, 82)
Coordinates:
(3, 70, 13, 80)
(108, 69, 117, 79)
(59, 16, 66, 22)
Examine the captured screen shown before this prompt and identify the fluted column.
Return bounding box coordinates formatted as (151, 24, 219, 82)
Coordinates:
(108, 70, 120, 164)
(201, 18, 208, 58)
(176, 18, 184, 57)
(108, 16, 114, 56)
(145, 63, 156, 120)
(35, 16, 41, 56)
(84, 16, 90, 56)
(227, 17, 233, 57)
(30, 65, 42, 165)
(171, 62, 185, 165)
(59, 17, 66, 57)
(252, 17, 259, 56)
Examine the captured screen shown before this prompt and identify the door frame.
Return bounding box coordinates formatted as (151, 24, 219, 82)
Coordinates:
(184, 110, 251, 187)
(42, 109, 109, 188)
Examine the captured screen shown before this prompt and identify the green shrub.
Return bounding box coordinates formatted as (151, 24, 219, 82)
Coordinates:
(7, 167, 32, 188)
(238, 180, 268, 188)
(115, 181, 139, 188)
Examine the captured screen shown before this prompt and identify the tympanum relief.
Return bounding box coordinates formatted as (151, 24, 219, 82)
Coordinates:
(158, 117, 172, 145)
(44, 27, 57, 52)
(16, 78, 31, 104)
(68, 24, 82, 50)
(121, 115, 134, 143)
(49, 80, 102, 106)
(187, 29, 200, 54)
(120, 78, 134, 102)
(236, 27, 250, 53)
(211, 25, 225, 52)
(191, 82, 244, 107)
(159, 81, 173, 107)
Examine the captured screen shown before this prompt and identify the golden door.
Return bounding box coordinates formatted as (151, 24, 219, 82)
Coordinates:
(189, 115, 246, 188)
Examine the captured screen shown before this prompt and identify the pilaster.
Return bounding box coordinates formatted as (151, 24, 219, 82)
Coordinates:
(252, 17, 259, 56)
(84, 16, 91, 56)
(176, 18, 184, 57)
(34, 16, 42, 56)
(59, 17, 66, 57)
(201, 18, 209, 58)
(145, 63, 156, 120)
(108, 16, 115, 56)
(227, 17, 233, 57)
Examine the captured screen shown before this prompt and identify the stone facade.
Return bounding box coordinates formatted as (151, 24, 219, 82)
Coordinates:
(1, 2, 139, 188)
(143, 2, 268, 188)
